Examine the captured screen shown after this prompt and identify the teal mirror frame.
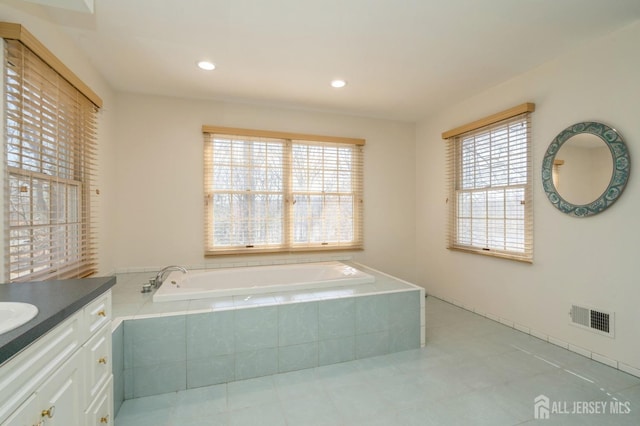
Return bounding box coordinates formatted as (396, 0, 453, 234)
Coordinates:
(542, 121, 630, 217)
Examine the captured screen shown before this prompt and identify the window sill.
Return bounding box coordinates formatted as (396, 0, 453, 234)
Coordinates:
(447, 246, 532, 264)
(205, 246, 364, 257)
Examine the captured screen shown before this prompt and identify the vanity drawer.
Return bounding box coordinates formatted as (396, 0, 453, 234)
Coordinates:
(84, 376, 113, 426)
(84, 323, 112, 403)
(84, 290, 112, 339)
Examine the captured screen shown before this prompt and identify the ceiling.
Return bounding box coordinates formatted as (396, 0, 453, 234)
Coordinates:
(32, 0, 640, 121)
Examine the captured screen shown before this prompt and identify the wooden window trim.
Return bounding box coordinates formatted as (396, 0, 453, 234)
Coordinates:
(444, 103, 534, 263)
(203, 128, 364, 256)
(0, 22, 103, 108)
(442, 103, 535, 140)
(4, 35, 98, 281)
(202, 125, 365, 146)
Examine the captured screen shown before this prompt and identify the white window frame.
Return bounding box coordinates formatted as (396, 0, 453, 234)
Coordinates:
(203, 126, 364, 256)
(1, 25, 101, 282)
(444, 104, 534, 262)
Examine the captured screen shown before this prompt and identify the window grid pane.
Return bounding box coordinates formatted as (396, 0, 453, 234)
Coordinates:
(209, 136, 285, 248)
(291, 143, 358, 246)
(449, 113, 532, 260)
(4, 39, 97, 282)
(204, 132, 363, 254)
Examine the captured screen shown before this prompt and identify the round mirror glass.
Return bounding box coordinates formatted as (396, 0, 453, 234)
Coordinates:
(541, 122, 630, 217)
(553, 133, 613, 205)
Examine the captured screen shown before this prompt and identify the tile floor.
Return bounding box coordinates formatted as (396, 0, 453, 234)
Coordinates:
(115, 296, 640, 425)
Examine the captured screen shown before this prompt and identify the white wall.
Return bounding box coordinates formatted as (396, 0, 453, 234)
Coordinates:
(416, 21, 640, 370)
(0, 0, 117, 276)
(112, 95, 417, 282)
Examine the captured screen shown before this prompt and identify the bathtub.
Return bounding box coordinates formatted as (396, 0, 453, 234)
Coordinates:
(152, 261, 375, 302)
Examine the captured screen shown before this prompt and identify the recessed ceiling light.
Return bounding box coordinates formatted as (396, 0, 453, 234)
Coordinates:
(331, 79, 347, 88)
(197, 61, 216, 71)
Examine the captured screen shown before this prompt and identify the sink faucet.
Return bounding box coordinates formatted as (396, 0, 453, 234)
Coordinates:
(153, 265, 187, 288)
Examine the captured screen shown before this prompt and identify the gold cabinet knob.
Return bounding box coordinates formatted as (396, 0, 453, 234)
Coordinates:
(41, 405, 55, 418)
(97, 310, 107, 317)
(98, 356, 108, 364)
(100, 415, 109, 424)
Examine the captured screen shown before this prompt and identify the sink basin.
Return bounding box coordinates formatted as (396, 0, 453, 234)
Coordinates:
(0, 302, 39, 335)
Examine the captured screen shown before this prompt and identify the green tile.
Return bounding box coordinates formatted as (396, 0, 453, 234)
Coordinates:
(127, 316, 186, 368)
(278, 342, 318, 373)
(187, 355, 235, 388)
(132, 361, 186, 398)
(187, 311, 235, 359)
(356, 331, 390, 359)
(389, 290, 421, 329)
(235, 307, 278, 352)
(319, 336, 355, 366)
(389, 324, 421, 352)
(235, 348, 278, 380)
(356, 295, 389, 334)
(281, 394, 342, 425)
(319, 298, 355, 339)
(278, 302, 319, 346)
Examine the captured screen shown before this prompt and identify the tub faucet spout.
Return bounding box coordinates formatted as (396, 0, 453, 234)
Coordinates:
(153, 265, 187, 288)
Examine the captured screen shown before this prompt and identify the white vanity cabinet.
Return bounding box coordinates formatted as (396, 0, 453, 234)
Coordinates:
(0, 290, 113, 426)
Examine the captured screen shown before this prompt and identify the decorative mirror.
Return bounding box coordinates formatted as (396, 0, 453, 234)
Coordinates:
(542, 121, 630, 217)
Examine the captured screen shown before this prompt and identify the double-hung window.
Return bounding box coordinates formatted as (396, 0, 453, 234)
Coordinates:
(2, 26, 101, 282)
(444, 103, 534, 262)
(203, 126, 364, 255)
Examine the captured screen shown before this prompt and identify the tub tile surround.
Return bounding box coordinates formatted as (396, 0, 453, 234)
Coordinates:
(111, 261, 425, 405)
(115, 297, 640, 426)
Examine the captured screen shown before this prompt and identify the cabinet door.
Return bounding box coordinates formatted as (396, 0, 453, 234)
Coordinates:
(35, 350, 83, 426)
(84, 376, 113, 426)
(0, 313, 81, 424)
(84, 324, 112, 405)
(0, 394, 41, 426)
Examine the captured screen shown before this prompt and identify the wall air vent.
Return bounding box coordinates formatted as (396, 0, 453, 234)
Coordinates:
(570, 304, 614, 338)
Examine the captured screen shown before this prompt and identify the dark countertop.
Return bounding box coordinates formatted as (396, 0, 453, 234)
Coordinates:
(0, 276, 117, 366)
